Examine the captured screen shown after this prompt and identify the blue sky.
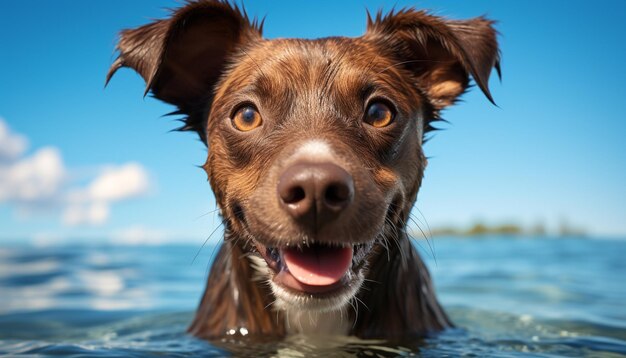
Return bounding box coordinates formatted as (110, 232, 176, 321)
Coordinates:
(1, 0, 625, 243)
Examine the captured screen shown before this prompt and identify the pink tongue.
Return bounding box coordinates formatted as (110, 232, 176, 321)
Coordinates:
(283, 246, 353, 286)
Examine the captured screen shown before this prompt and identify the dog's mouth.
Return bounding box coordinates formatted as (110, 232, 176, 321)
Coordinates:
(254, 240, 372, 295)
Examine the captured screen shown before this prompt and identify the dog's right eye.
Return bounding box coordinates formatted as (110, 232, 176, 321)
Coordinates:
(232, 106, 262, 132)
(364, 101, 395, 128)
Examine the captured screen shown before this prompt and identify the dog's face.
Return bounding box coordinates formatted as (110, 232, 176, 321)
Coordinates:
(207, 38, 426, 311)
(108, 1, 499, 315)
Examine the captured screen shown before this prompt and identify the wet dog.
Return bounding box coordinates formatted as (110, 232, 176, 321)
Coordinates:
(107, 0, 499, 339)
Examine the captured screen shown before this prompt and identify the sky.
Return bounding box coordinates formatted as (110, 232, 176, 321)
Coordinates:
(1, 0, 625, 244)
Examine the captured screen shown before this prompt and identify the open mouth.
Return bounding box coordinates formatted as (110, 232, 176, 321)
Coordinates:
(254, 241, 372, 295)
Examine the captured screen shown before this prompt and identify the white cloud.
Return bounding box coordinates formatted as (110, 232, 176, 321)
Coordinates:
(0, 117, 28, 162)
(0, 147, 65, 203)
(63, 163, 150, 225)
(0, 118, 152, 226)
(87, 163, 149, 202)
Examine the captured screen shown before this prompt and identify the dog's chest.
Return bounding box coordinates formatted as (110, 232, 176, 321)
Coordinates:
(284, 308, 351, 335)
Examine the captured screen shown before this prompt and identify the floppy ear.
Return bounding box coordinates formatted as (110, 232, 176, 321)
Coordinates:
(106, 0, 263, 143)
(365, 9, 500, 119)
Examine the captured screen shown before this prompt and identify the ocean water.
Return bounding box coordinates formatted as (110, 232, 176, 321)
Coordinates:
(0, 237, 624, 357)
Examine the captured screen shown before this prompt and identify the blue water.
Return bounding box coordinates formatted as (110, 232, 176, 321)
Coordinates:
(0, 237, 625, 357)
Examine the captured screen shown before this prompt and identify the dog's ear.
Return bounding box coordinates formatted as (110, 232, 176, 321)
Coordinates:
(106, 1, 263, 142)
(365, 9, 500, 111)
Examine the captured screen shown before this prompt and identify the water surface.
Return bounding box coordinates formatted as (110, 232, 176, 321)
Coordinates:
(1, 237, 624, 357)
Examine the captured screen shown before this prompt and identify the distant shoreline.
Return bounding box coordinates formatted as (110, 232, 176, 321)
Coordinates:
(412, 221, 587, 238)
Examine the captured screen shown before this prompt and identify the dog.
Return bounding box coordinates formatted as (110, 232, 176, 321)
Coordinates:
(107, 0, 499, 340)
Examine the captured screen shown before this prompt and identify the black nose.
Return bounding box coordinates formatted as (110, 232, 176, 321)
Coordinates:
(277, 162, 354, 230)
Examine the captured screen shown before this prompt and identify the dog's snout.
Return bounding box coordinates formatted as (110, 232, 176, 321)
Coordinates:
(277, 162, 354, 230)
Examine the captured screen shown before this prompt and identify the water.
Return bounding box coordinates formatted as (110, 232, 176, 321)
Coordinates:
(0, 237, 624, 357)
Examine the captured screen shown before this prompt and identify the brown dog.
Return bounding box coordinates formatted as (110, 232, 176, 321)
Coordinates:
(107, 0, 499, 340)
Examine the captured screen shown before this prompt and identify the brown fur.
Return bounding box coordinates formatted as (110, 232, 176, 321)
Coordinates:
(107, 0, 500, 340)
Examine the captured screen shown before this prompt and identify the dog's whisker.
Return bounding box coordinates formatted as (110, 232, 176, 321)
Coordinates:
(404, 231, 429, 259)
(378, 236, 391, 262)
(407, 215, 437, 264)
(264, 293, 278, 310)
(414, 207, 434, 239)
(192, 206, 222, 221)
(391, 232, 408, 270)
(354, 296, 370, 312)
(413, 207, 437, 262)
(339, 306, 344, 326)
(383, 215, 407, 266)
(363, 278, 381, 285)
(192, 219, 226, 265)
(349, 297, 359, 329)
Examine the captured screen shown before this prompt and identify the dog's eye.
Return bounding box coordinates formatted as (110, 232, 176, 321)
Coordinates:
(232, 106, 262, 131)
(364, 102, 394, 128)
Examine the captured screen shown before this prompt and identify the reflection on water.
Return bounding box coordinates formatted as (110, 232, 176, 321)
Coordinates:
(0, 237, 625, 357)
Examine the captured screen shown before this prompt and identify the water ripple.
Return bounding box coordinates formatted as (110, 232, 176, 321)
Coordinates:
(0, 238, 624, 356)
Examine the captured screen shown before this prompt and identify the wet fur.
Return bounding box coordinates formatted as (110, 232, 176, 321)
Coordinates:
(107, 0, 500, 340)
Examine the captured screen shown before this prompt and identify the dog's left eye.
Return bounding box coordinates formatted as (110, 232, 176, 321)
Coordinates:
(364, 101, 395, 128)
(232, 106, 263, 131)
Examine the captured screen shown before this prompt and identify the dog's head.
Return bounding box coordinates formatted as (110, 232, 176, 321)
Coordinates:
(108, 1, 499, 314)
